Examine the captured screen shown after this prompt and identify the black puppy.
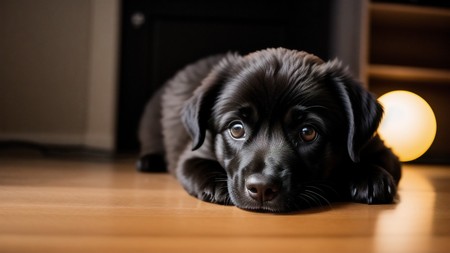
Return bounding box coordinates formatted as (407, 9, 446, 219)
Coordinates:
(137, 48, 401, 212)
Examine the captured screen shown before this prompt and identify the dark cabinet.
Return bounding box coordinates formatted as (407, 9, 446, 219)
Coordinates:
(117, 0, 332, 152)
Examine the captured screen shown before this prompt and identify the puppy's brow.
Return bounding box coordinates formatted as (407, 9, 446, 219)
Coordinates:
(290, 105, 330, 119)
(290, 106, 308, 119)
(238, 106, 253, 119)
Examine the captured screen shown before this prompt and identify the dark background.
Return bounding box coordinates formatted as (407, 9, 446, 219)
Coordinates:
(117, 0, 333, 152)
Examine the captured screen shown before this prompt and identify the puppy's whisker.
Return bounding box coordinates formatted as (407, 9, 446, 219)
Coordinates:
(305, 182, 340, 199)
(300, 192, 322, 207)
(305, 185, 326, 194)
(298, 195, 313, 209)
(304, 189, 331, 208)
(315, 183, 341, 199)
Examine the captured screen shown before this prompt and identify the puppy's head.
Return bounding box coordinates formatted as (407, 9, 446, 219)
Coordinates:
(182, 48, 382, 212)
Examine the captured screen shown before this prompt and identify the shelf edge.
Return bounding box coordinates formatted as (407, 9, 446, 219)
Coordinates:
(368, 65, 450, 83)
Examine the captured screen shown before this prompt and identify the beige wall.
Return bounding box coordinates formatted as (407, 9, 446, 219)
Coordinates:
(0, 0, 119, 151)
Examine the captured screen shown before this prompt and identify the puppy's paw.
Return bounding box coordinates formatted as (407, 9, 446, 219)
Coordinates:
(197, 181, 232, 205)
(136, 154, 166, 173)
(350, 165, 397, 204)
(180, 158, 233, 205)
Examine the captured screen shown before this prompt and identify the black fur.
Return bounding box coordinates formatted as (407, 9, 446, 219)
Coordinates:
(138, 48, 401, 212)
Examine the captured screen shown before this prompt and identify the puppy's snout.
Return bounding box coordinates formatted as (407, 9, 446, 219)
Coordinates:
(245, 174, 280, 202)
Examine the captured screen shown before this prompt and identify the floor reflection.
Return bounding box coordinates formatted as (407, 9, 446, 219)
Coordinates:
(375, 166, 436, 253)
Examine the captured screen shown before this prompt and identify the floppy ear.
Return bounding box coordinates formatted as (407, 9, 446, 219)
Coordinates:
(181, 54, 239, 150)
(322, 60, 383, 162)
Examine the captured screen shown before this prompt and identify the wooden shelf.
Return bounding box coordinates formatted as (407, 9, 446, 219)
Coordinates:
(369, 65, 450, 83)
(368, 1, 450, 162)
(371, 2, 450, 28)
(369, 3, 450, 69)
(371, 2, 450, 17)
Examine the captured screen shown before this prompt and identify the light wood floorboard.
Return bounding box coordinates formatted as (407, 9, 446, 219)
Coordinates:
(1, 157, 449, 253)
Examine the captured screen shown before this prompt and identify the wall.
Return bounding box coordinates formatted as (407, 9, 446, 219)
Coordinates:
(330, 0, 368, 82)
(0, 0, 119, 151)
(0, 0, 366, 153)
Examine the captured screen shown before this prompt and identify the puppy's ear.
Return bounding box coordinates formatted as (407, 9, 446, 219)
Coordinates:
(182, 54, 239, 150)
(322, 60, 383, 162)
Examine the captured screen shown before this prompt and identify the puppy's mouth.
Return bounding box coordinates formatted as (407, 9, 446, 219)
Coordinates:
(243, 206, 283, 213)
(232, 183, 336, 213)
(240, 202, 290, 213)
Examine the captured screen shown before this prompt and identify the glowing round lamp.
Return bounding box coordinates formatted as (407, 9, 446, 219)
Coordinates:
(378, 90, 437, 162)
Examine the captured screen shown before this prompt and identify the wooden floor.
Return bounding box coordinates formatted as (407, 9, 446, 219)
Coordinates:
(1, 156, 449, 253)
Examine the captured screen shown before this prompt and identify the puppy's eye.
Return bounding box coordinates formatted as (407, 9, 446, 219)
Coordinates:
(300, 126, 317, 142)
(229, 122, 246, 140)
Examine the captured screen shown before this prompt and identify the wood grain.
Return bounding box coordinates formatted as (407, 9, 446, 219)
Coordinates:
(1, 157, 449, 253)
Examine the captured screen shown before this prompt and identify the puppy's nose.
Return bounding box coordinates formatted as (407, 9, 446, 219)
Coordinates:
(245, 174, 280, 202)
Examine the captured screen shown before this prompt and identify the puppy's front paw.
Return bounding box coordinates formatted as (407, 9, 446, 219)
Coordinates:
(197, 181, 232, 205)
(350, 165, 397, 204)
(136, 154, 166, 172)
(180, 158, 233, 206)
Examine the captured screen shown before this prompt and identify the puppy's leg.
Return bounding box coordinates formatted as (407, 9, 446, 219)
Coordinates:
(137, 88, 166, 172)
(349, 135, 401, 204)
(177, 156, 232, 205)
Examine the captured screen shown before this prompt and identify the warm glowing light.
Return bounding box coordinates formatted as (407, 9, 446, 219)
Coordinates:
(378, 90, 437, 162)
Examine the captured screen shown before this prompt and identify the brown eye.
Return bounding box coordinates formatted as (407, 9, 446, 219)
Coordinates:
(229, 122, 246, 140)
(300, 126, 317, 142)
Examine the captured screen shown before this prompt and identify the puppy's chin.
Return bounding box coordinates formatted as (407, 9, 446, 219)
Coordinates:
(231, 196, 289, 213)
